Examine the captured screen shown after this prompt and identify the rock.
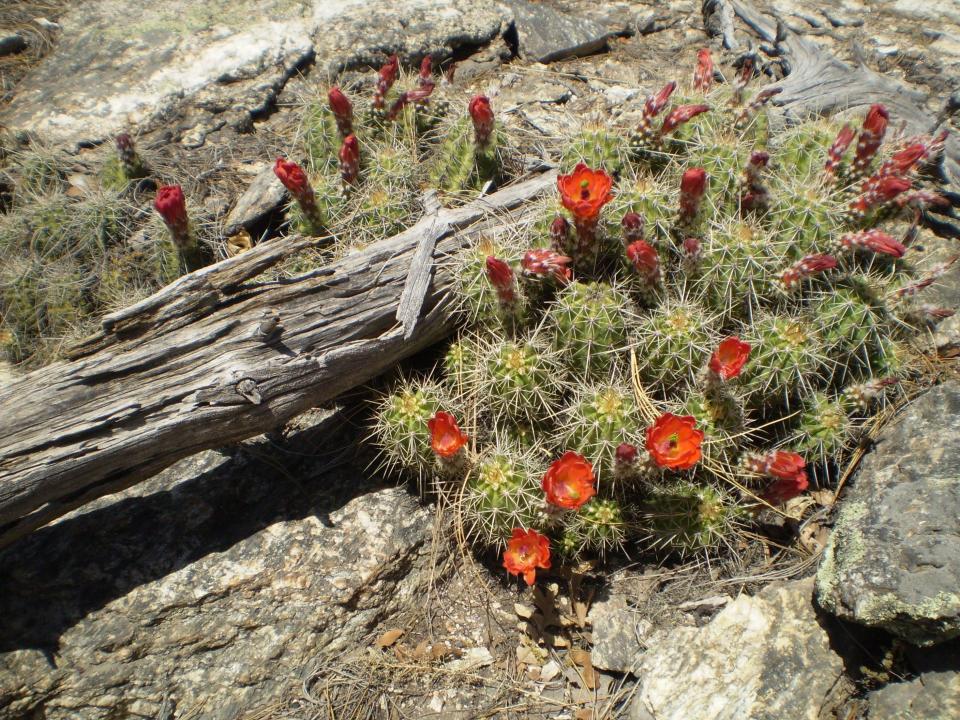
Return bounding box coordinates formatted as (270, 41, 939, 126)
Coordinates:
(588, 595, 652, 674)
(0, 0, 507, 148)
(503, 0, 610, 64)
(867, 639, 960, 719)
(915, 237, 960, 355)
(0, 409, 436, 720)
(816, 381, 960, 647)
(630, 578, 848, 720)
(0, 34, 27, 57)
(223, 164, 287, 236)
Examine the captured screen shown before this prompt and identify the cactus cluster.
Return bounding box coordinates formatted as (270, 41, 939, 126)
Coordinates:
(374, 48, 954, 578)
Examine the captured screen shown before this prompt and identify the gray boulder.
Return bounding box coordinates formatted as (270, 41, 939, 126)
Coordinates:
(502, 0, 611, 64)
(867, 640, 960, 719)
(630, 578, 848, 720)
(0, 410, 435, 720)
(816, 381, 960, 646)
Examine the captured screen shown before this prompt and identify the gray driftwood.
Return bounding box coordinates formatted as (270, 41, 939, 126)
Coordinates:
(0, 171, 556, 549)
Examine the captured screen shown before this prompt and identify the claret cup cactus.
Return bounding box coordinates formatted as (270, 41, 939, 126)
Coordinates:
(370, 49, 952, 577)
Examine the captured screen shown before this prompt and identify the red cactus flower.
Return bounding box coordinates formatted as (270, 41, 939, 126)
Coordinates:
(781, 253, 838, 290)
(485, 256, 516, 304)
(274, 158, 311, 197)
(746, 450, 808, 504)
(679, 167, 708, 222)
(646, 414, 703, 471)
(839, 229, 907, 258)
(327, 86, 353, 136)
(626, 240, 660, 284)
(661, 103, 710, 135)
(853, 103, 889, 174)
(469, 95, 495, 147)
(693, 48, 714, 92)
(339, 134, 360, 186)
(557, 163, 614, 222)
(521, 248, 572, 283)
(621, 211, 644, 244)
(542, 451, 596, 510)
(824, 124, 855, 180)
(708, 337, 751, 380)
(154, 185, 188, 232)
(427, 411, 468, 458)
(503, 528, 551, 586)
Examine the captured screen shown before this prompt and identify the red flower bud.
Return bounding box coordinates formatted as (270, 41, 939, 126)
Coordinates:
(621, 211, 644, 244)
(853, 104, 889, 175)
(661, 104, 710, 135)
(644, 81, 677, 119)
(115, 133, 134, 153)
(521, 248, 572, 284)
(485, 256, 516, 304)
(327, 86, 353, 136)
(839, 229, 906, 258)
(418, 55, 433, 86)
(372, 54, 400, 111)
(626, 240, 660, 284)
(682, 236, 701, 262)
(469, 95, 495, 147)
(679, 167, 708, 221)
(273, 158, 311, 197)
(550, 215, 570, 253)
(339, 134, 360, 186)
(780, 253, 838, 290)
(693, 49, 714, 93)
(850, 175, 912, 214)
(615, 442, 638, 465)
(154, 184, 188, 231)
(744, 450, 809, 504)
(824, 124, 855, 180)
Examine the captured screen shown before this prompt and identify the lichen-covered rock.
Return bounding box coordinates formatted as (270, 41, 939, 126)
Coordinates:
(0, 411, 435, 720)
(0, 0, 508, 147)
(587, 595, 652, 673)
(816, 381, 960, 647)
(630, 578, 848, 720)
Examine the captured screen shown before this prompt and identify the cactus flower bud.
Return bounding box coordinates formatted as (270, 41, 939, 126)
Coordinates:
(849, 175, 912, 215)
(734, 87, 782, 129)
(418, 55, 433, 87)
(741, 150, 770, 212)
(682, 236, 702, 264)
(621, 211, 645, 244)
(115, 133, 145, 178)
(154, 185, 188, 240)
(521, 248, 572, 284)
(626, 240, 660, 285)
(852, 103, 889, 176)
(661, 103, 710, 136)
(550, 215, 571, 254)
(638, 80, 677, 143)
(824, 124, 855, 181)
(485, 256, 516, 305)
(732, 57, 754, 104)
(615, 442, 638, 465)
(838, 229, 906, 258)
(373, 54, 399, 112)
(679, 167, 708, 223)
(339, 134, 360, 186)
(708, 337, 752, 380)
(274, 158, 323, 231)
(469, 95, 495, 147)
(780, 253, 838, 290)
(744, 450, 808, 504)
(327, 86, 353, 137)
(693, 49, 714, 93)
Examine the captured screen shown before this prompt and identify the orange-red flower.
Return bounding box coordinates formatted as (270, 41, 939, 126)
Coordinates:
(427, 411, 468, 458)
(542, 451, 596, 510)
(645, 414, 703, 470)
(503, 528, 551, 586)
(708, 337, 752, 380)
(557, 163, 614, 222)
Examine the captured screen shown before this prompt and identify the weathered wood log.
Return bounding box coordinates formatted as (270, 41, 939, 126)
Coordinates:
(0, 171, 556, 550)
